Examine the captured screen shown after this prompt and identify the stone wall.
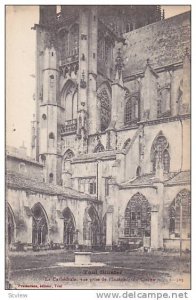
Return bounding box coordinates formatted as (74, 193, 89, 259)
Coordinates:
(6, 156, 43, 181)
(7, 187, 101, 247)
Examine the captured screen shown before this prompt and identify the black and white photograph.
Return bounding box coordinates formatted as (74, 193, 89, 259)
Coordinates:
(5, 3, 191, 291)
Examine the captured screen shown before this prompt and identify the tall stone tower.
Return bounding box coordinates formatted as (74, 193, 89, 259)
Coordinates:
(32, 6, 62, 185)
(31, 5, 163, 185)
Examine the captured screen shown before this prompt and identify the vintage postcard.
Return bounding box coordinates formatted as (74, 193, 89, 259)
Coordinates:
(5, 4, 191, 290)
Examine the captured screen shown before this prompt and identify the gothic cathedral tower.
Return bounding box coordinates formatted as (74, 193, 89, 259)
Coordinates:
(31, 5, 163, 186)
(32, 6, 62, 185)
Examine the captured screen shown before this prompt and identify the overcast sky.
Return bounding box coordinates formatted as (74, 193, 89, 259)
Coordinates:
(6, 5, 191, 155)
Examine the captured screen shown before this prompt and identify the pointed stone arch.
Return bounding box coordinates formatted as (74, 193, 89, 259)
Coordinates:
(62, 207, 76, 248)
(169, 189, 191, 238)
(124, 193, 151, 240)
(94, 142, 105, 153)
(63, 149, 75, 159)
(124, 94, 139, 125)
(97, 81, 112, 132)
(97, 81, 112, 95)
(83, 205, 101, 249)
(151, 131, 170, 173)
(31, 202, 49, 246)
(7, 203, 16, 245)
(63, 149, 75, 171)
(68, 23, 79, 56)
(61, 79, 78, 121)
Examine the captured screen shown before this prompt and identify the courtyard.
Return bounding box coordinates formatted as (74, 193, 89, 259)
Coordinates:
(7, 250, 191, 290)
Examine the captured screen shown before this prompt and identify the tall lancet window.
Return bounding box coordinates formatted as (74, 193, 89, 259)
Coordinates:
(69, 24, 79, 56)
(151, 132, 170, 173)
(124, 94, 139, 125)
(63, 80, 78, 122)
(97, 83, 111, 132)
(169, 189, 191, 238)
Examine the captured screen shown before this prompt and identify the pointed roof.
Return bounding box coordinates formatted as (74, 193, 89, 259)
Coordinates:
(120, 170, 190, 188)
(123, 11, 190, 78)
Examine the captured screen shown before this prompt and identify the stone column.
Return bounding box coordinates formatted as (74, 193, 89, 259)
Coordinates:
(150, 205, 159, 249)
(105, 205, 113, 250)
(116, 152, 126, 183)
(97, 160, 103, 201)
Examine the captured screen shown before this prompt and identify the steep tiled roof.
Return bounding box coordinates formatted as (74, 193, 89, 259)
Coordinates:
(120, 172, 176, 188)
(123, 11, 190, 78)
(6, 152, 43, 167)
(6, 171, 96, 200)
(164, 170, 190, 185)
(120, 171, 190, 188)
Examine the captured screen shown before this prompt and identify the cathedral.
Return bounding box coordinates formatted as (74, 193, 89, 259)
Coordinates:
(6, 6, 191, 252)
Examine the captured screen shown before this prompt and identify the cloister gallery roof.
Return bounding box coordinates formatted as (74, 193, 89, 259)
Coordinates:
(6, 171, 96, 201)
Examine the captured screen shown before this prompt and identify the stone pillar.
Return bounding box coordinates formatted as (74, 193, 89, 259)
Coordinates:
(150, 205, 159, 249)
(78, 8, 89, 109)
(97, 160, 103, 201)
(62, 171, 72, 188)
(106, 127, 117, 150)
(88, 7, 98, 134)
(182, 51, 190, 112)
(25, 212, 33, 245)
(111, 82, 124, 129)
(115, 152, 126, 183)
(106, 206, 113, 250)
(140, 61, 158, 121)
(170, 70, 176, 116)
(62, 159, 72, 187)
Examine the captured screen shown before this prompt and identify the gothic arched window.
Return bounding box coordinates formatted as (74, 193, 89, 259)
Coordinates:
(157, 78, 171, 118)
(124, 95, 139, 125)
(124, 193, 151, 238)
(31, 203, 48, 246)
(63, 149, 74, 171)
(97, 87, 111, 132)
(151, 132, 170, 173)
(69, 24, 79, 56)
(125, 99, 132, 124)
(58, 29, 68, 64)
(169, 189, 191, 238)
(83, 206, 101, 248)
(62, 207, 76, 247)
(63, 81, 78, 122)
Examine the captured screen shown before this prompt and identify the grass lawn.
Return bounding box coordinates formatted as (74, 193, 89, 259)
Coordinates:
(7, 251, 191, 290)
